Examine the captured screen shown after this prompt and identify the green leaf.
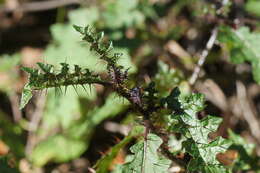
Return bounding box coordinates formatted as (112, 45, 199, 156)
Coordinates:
(69, 8, 99, 26)
(30, 135, 86, 166)
(181, 92, 205, 116)
(73, 24, 85, 34)
(228, 129, 259, 171)
(95, 126, 144, 173)
(45, 10, 136, 72)
(102, 0, 144, 29)
(165, 88, 232, 172)
(20, 7, 136, 109)
(167, 134, 185, 154)
(24, 7, 136, 166)
(22, 7, 136, 165)
(154, 61, 185, 97)
(188, 158, 230, 173)
(184, 137, 231, 165)
(0, 111, 24, 158)
(219, 26, 260, 84)
(183, 127, 232, 172)
(0, 54, 20, 72)
(120, 133, 171, 173)
(19, 84, 33, 109)
(228, 129, 255, 155)
(42, 87, 96, 130)
(245, 0, 260, 17)
(32, 93, 129, 166)
(164, 87, 182, 111)
(0, 54, 21, 93)
(44, 8, 101, 72)
(180, 115, 223, 144)
(87, 93, 129, 127)
(36, 62, 54, 73)
(66, 93, 130, 139)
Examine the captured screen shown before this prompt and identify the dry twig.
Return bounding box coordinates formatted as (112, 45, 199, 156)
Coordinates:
(236, 81, 260, 143)
(9, 93, 22, 122)
(189, 27, 218, 85)
(165, 40, 194, 70)
(25, 94, 46, 156)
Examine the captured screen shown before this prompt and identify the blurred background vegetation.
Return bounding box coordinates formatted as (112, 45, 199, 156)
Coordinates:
(0, 0, 260, 172)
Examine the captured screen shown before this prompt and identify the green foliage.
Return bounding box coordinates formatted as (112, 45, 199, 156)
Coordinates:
(245, 0, 260, 17)
(40, 7, 134, 130)
(0, 111, 24, 158)
(19, 8, 101, 109)
(17, 3, 260, 170)
(31, 93, 129, 166)
(72, 24, 131, 71)
(44, 8, 102, 71)
(30, 135, 86, 166)
(2, 1, 260, 172)
(19, 24, 236, 172)
(0, 54, 21, 93)
(219, 26, 260, 84)
(95, 126, 144, 173)
(19, 62, 104, 109)
(0, 156, 19, 173)
(0, 54, 20, 73)
(117, 133, 171, 173)
(183, 137, 231, 173)
(164, 88, 232, 172)
(19, 84, 33, 110)
(101, 0, 144, 29)
(20, 10, 136, 110)
(228, 129, 260, 171)
(154, 61, 187, 97)
(19, 7, 136, 166)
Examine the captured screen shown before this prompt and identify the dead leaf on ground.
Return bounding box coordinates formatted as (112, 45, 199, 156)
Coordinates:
(217, 149, 238, 166)
(0, 140, 9, 156)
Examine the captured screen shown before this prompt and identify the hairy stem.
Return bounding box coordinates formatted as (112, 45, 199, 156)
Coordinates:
(31, 78, 110, 90)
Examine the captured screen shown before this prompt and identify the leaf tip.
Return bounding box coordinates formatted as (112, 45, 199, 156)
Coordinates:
(19, 85, 33, 110)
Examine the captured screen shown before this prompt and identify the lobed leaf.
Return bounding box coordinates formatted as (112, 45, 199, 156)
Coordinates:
(119, 133, 171, 173)
(165, 88, 232, 172)
(218, 26, 260, 84)
(95, 126, 144, 173)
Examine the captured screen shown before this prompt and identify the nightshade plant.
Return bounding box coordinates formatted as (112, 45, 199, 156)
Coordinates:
(20, 25, 232, 173)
